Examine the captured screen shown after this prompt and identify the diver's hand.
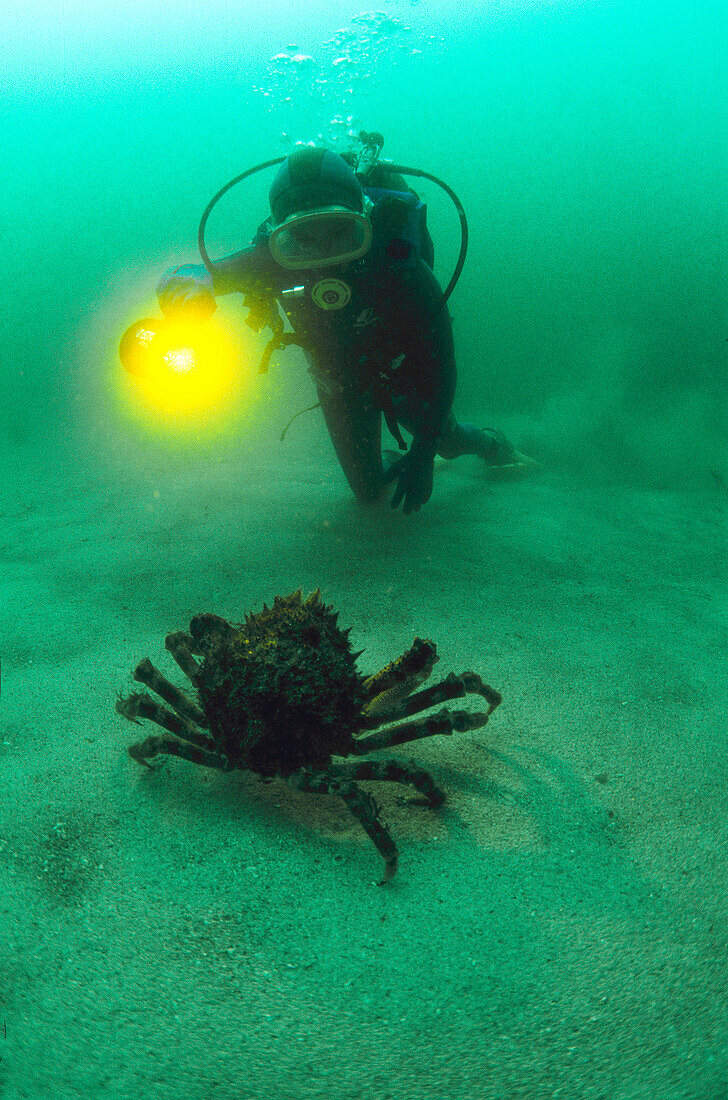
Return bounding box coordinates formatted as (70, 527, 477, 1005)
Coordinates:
(383, 436, 436, 514)
(157, 265, 217, 321)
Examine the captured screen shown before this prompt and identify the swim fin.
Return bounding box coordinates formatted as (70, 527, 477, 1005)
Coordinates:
(482, 449, 543, 480)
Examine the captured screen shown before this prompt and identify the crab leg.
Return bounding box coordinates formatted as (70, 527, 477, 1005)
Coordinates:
(361, 637, 439, 712)
(165, 632, 202, 683)
(352, 705, 496, 755)
(126, 734, 230, 771)
(361, 671, 501, 727)
(329, 760, 445, 807)
(133, 657, 208, 726)
(117, 691, 215, 750)
(289, 769, 399, 883)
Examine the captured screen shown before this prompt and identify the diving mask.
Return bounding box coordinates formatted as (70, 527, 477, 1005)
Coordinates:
(268, 206, 373, 270)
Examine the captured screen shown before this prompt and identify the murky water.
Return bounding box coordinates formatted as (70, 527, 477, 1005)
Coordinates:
(1, 3, 726, 1097)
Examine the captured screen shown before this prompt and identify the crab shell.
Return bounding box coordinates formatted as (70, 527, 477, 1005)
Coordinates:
(189, 591, 367, 777)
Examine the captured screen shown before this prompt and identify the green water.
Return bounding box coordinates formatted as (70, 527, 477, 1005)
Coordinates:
(1, 4, 726, 1098)
(2, 0, 725, 483)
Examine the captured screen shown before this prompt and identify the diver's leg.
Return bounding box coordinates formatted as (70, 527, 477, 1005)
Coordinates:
(392, 398, 518, 465)
(434, 413, 517, 463)
(317, 384, 384, 502)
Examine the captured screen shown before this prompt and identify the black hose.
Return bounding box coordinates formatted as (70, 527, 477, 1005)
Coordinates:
(383, 163, 469, 315)
(197, 157, 285, 278)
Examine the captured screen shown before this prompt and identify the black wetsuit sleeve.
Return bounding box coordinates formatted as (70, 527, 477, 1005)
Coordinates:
(157, 239, 277, 306)
(385, 258, 456, 444)
(207, 244, 276, 295)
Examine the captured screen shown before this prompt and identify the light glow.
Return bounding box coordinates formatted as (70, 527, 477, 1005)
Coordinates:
(132, 319, 239, 417)
(163, 346, 196, 374)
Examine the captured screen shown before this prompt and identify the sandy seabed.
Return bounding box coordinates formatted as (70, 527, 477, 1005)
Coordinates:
(0, 426, 726, 1100)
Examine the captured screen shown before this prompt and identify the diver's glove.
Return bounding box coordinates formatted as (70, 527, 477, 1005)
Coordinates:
(157, 265, 217, 321)
(383, 435, 436, 514)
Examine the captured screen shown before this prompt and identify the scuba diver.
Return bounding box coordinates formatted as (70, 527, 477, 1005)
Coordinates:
(156, 134, 533, 513)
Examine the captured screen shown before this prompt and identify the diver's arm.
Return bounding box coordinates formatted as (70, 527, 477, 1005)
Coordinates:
(420, 323, 457, 440)
(157, 240, 274, 316)
(381, 262, 456, 514)
(403, 260, 457, 441)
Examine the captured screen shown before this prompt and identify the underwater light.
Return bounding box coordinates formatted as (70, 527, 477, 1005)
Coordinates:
(164, 345, 196, 374)
(119, 316, 238, 415)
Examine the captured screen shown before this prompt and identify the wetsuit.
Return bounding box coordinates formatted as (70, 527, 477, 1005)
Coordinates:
(158, 174, 505, 511)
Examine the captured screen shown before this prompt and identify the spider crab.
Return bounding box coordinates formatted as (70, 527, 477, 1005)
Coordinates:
(116, 590, 502, 881)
